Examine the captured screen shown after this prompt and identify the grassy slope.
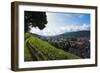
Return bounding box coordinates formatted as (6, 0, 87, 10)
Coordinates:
(24, 33, 80, 61)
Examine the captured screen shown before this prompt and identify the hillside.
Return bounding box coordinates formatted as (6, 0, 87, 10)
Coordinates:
(61, 31, 90, 38)
(24, 33, 80, 61)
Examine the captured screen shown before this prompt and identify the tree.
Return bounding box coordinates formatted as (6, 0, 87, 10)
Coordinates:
(24, 11, 48, 32)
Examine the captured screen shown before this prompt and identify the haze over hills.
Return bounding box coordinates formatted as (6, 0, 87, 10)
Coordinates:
(39, 30, 90, 40)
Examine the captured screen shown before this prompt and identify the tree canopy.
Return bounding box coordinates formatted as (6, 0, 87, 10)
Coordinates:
(24, 11, 47, 32)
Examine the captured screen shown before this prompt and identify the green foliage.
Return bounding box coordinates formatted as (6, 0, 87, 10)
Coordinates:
(24, 42, 33, 61)
(24, 33, 80, 61)
(24, 33, 33, 61)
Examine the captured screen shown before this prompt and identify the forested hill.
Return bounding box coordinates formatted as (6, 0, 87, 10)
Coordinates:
(60, 31, 90, 38)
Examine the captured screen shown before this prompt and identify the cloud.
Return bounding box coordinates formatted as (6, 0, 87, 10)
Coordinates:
(30, 23, 90, 36)
(30, 13, 90, 36)
(62, 13, 85, 18)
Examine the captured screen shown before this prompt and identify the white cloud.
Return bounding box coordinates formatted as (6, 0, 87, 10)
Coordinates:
(30, 23, 90, 36)
(77, 14, 85, 18)
(30, 12, 90, 36)
(62, 13, 85, 18)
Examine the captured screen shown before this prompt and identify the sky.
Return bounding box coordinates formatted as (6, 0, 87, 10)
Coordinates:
(30, 12, 90, 36)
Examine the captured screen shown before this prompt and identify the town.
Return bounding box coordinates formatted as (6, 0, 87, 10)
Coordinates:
(40, 36, 90, 58)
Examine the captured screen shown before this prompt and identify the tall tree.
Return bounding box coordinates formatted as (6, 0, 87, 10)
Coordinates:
(24, 11, 47, 32)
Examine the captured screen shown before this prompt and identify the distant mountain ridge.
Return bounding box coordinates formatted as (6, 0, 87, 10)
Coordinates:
(60, 31, 90, 38)
(31, 31, 90, 39)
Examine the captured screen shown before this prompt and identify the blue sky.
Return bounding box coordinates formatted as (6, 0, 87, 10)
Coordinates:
(30, 12, 90, 36)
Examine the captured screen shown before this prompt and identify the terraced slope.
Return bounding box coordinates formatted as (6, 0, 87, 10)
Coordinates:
(24, 33, 80, 61)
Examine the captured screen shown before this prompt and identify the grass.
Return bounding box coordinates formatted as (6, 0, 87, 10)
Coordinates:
(24, 33, 80, 61)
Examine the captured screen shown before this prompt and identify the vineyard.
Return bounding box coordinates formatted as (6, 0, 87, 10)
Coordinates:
(24, 33, 80, 61)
